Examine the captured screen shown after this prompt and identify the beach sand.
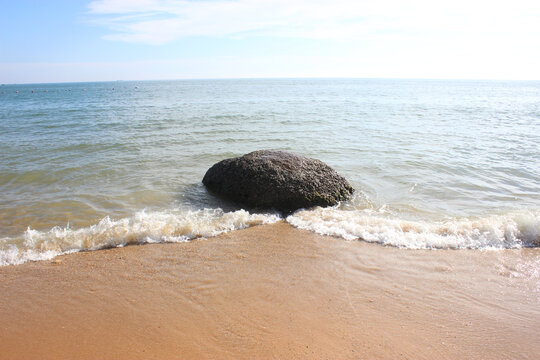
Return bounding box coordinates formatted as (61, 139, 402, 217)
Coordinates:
(1, 222, 539, 359)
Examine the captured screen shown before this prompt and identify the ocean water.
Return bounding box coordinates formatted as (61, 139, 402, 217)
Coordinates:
(0, 79, 539, 265)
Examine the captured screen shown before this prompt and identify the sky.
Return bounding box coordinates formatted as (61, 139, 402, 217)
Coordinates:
(1, 0, 540, 83)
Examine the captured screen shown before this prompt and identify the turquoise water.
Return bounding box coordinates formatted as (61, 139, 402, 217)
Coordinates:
(1, 79, 539, 264)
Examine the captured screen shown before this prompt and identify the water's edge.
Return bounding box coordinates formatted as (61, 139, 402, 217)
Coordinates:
(2, 205, 538, 266)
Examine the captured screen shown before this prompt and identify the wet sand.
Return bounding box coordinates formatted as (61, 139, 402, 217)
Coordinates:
(1, 222, 539, 359)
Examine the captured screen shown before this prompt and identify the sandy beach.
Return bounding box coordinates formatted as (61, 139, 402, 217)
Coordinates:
(1, 222, 539, 359)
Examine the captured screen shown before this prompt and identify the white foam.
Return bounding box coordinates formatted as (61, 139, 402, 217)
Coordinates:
(287, 207, 540, 249)
(0, 208, 281, 266)
(2, 206, 539, 266)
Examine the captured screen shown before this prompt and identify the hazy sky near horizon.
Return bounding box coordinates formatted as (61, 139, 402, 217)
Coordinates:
(1, 0, 540, 83)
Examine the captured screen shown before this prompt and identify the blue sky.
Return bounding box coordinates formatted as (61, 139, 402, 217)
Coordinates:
(1, 0, 540, 83)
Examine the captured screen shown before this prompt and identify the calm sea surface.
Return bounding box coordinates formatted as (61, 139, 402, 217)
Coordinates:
(1, 79, 539, 264)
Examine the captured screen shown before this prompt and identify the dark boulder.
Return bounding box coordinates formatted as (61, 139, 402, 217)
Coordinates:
(202, 150, 354, 213)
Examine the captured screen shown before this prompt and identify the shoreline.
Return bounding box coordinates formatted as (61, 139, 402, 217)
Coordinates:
(1, 222, 539, 359)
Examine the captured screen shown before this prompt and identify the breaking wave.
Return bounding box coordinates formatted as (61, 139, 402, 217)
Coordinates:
(0, 208, 280, 266)
(287, 207, 540, 249)
(2, 205, 539, 266)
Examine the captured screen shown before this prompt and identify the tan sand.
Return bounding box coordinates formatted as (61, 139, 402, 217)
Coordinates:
(1, 222, 539, 359)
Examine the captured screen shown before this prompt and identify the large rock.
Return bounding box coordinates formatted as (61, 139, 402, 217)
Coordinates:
(202, 150, 354, 213)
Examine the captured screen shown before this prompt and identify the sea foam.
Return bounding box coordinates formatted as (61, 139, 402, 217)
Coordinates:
(287, 207, 540, 249)
(1, 206, 539, 266)
(0, 208, 280, 266)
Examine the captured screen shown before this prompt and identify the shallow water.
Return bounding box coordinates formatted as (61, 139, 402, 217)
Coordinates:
(1, 79, 539, 264)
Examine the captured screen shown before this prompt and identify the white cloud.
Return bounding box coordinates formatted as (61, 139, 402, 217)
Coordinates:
(47, 0, 539, 80)
(87, 0, 540, 45)
(87, 0, 369, 44)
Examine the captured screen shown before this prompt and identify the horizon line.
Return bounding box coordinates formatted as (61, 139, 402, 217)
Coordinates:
(2, 76, 539, 86)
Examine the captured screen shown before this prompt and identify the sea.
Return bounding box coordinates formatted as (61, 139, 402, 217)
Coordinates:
(0, 79, 539, 265)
